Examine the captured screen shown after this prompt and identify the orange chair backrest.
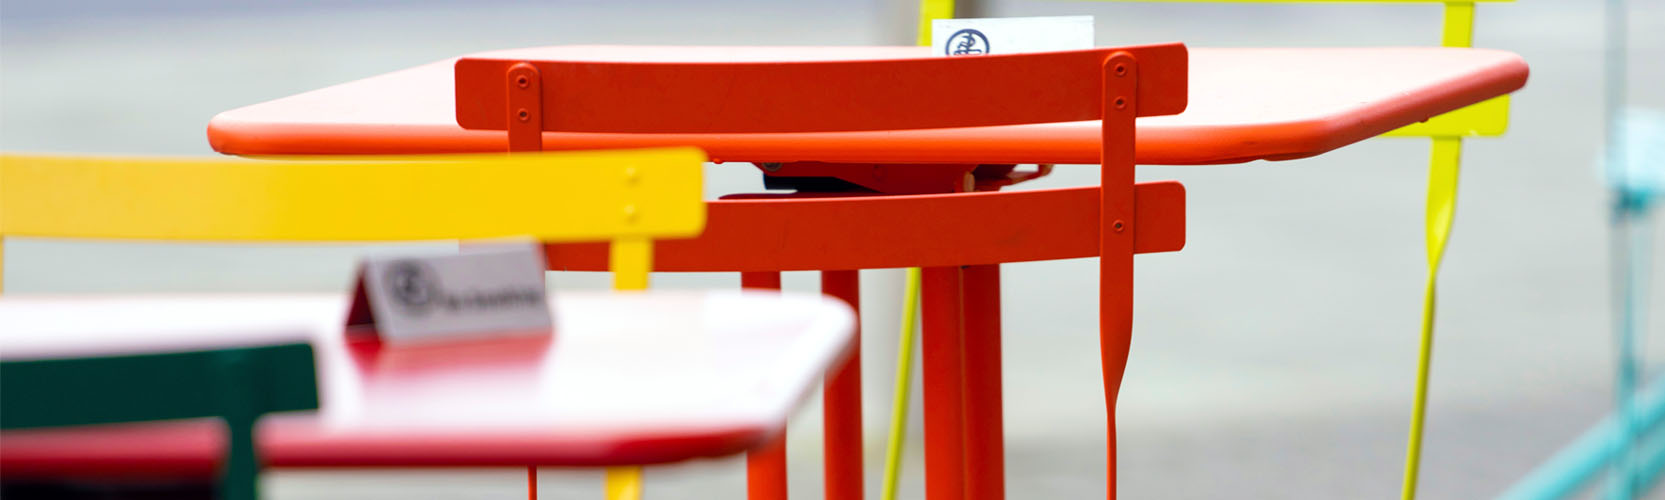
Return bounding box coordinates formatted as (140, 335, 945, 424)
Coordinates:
(453, 44, 1188, 134)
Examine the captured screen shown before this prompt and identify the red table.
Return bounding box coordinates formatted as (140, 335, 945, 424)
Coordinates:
(0, 291, 855, 476)
(197, 44, 1526, 500)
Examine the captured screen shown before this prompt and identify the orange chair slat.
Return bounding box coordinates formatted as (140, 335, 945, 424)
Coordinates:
(454, 44, 1187, 134)
(544, 181, 1184, 272)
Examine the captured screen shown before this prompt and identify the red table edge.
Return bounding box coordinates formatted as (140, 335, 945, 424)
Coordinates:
(0, 417, 774, 481)
(204, 48, 1527, 167)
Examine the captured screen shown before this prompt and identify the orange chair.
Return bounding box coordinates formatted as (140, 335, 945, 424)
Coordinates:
(452, 46, 1190, 500)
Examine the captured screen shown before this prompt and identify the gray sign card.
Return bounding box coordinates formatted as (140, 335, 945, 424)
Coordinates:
(348, 242, 553, 343)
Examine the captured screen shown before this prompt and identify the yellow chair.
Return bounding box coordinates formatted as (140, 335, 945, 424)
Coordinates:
(909, 1, 1513, 499)
(0, 149, 706, 500)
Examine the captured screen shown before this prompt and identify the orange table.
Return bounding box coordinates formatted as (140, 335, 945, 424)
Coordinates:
(209, 46, 1525, 166)
(198, 45, 1526, 500)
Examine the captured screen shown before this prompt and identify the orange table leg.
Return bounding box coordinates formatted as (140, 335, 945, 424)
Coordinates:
(528, 466, 537, 500)
(962, 263, 1003, 500)
(742, 272, 788, 500)
(922, 266, 966, 500)
(821, 270, 865, 500)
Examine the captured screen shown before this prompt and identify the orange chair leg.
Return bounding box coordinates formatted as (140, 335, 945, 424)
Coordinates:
(528, 466, 537, 500)
(1100, 248, 1133, 500)
(821, 270, 865, 500)
(1100, 53, 1140, 500)
(922, 266, 966, 500)
(962, 264, 1004, 500)
(742, 272, 788, 500)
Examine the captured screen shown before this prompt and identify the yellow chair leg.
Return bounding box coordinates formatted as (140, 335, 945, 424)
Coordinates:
(883, 5, 956, 497)
(1401, 137, 1462, 500)
(881, 267, 924, 500)
(604, 235, 650, 498)
(604, 466, 642, 500)
(916, 0, 956, 46)
(610, 238, 652, 291)
(1402, 5, 1476, 499)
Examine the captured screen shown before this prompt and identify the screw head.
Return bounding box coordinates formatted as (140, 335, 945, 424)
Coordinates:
(516, 108, 530, 122)
(515, 75, 529, 88)
(1113, 220, 1126, 232)
(623, 205, 639, 222)
(1114, 64, 1127, 77)
(1114, 97, 1127, 109)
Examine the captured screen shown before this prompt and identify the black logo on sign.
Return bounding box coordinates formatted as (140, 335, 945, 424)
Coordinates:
(379, 259, 544, 317)
(945, 29, 989, 56)
(385, 260, 438, 315)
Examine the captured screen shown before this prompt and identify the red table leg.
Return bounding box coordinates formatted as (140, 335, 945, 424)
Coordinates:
(743, 272, 788, 500)
(922, 266, 966, 500)
(962, 264, 1003, 500)
(747, 433, 789, 500)
(821, 270, 864, 500)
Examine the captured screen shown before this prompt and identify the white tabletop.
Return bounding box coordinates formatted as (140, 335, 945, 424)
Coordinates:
(0, 291, 855, 465)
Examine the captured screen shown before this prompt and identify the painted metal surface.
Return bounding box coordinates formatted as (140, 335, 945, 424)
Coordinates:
(0, 151, 706, 243)
(206, 47, 1524, 166)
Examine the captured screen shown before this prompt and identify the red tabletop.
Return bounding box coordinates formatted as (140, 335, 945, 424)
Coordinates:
(207, 45, 1527, 165)
(0, 291, 855, 478)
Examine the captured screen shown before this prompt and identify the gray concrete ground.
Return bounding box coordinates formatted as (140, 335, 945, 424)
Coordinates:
(3, 0, 1663, 498)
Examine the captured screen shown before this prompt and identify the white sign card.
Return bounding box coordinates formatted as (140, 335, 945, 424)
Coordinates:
(931, 16, 1094, 57)
(346, 241, 553, 343)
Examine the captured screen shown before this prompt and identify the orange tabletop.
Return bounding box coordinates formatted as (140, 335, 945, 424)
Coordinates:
(207, 45, 1527, 165)
(0, 291, 855, 478)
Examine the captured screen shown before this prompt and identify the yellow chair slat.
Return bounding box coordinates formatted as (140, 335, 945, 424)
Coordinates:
(1386, 95, 1510, 137)
(0, 150, 706, 243)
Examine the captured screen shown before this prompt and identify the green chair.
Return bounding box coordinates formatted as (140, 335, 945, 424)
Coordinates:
(1, 342, 319, 500)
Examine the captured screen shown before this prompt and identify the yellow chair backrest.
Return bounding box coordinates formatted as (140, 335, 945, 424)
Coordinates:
(0, 149, 707, 293)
